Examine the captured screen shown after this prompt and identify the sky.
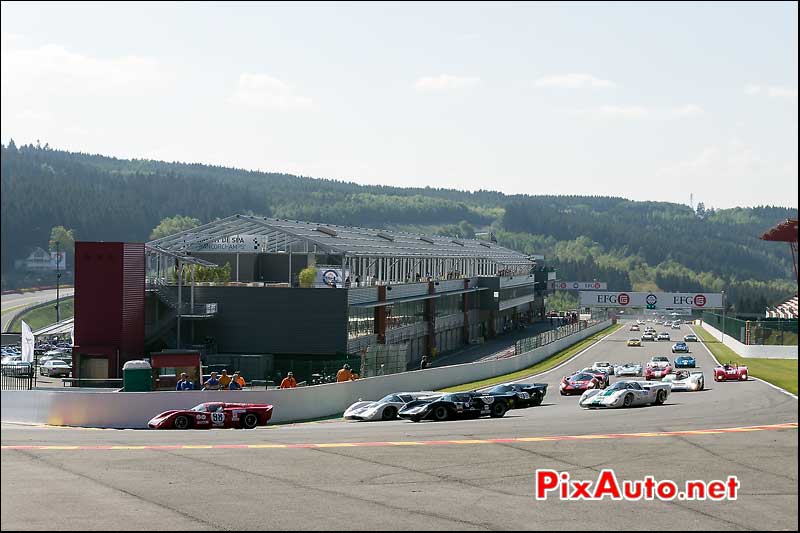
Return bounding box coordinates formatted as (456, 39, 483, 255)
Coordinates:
(1, 1, 797, 209)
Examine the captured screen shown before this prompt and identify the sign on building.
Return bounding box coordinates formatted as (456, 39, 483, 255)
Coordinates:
(188, 235, 262, 253)
(315, 265, 350, 288)
(579, 291, 723, 309)
(554, 281, 607, 291)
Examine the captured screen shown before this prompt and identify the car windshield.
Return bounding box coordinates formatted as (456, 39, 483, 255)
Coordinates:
(50, 361, 69, 367)
(489, 385, 512, 393)
(595, 362, 610, 367)
(653, 357, 669, 362)
(571, 373, 595, 381)
(191, 404, 209, 412)
(607, 382, 628, 391)
(379, 394, 401, 403)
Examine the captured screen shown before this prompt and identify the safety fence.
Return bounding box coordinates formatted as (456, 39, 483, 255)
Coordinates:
(514, 317, 604, 355)
(1, 364, 35, 391)
(702, 312, 798, 346)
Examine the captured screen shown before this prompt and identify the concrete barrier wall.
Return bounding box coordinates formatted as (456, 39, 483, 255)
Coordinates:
(700, 322, 797, 359)
(2, 320, 612, 428)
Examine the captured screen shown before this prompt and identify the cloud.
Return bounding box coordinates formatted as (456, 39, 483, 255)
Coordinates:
(0, 38, 163, 97)
(533, 73, 616, 89)
(414, 75, 481, 92)
(566, 104, 703, 120)
(230, 73, 313, 110)
(655, 139, 779, 182)
(744, 84, 798, 99)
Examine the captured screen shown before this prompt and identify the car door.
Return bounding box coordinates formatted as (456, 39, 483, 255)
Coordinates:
(207, 404, 227, 427)
(627, 383, 649, 405)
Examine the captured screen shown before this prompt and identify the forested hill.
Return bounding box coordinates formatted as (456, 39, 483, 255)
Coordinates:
(1, 141, 796, 313)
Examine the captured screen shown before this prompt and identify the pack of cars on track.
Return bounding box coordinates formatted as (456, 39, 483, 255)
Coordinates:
(147, 323, 749, 429)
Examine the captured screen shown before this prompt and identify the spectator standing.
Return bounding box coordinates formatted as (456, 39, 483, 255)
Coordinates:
(228, 373, 242, 390)
(203, 372, 220, 390)
(235, 371, 245, 388)
(280, 372, 297, 389)
(336, 364, 354, 382)
(419, 356, 429, 370)
(176, 373, 195, 391)
(218, 370, 232, 390)
(345, 276, 351, 288)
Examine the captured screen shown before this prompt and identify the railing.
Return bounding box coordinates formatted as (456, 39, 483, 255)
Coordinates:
(514, 318, 603, 355)
(62, 378, 123, 388)
(1, 364, 35, 390)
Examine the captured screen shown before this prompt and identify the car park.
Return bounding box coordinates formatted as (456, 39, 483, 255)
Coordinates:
(579, 380, 671, 409)
(1, 360, 33, 376)
(149, 402, 274, 429)
(398, 392, 508, 422)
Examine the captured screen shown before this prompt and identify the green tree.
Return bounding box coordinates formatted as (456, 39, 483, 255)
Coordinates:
(49, 226, 76, 267)
(298, 267, 317, 288)
(149, 215, 201, 240)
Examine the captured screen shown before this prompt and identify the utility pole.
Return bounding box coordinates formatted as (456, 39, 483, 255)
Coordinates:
(721, 290, 726, 344)
(55, 242, 62, 322)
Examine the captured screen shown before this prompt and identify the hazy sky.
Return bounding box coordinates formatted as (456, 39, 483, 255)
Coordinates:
(1, 1, 797, 209)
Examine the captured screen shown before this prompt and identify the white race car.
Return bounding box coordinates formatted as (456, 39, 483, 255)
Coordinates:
(344, 392, 438, 421)
(592, 361, 615, 376)
(579, 380, 671, 409)
(663, 370, 705, 392)
(614, 362, 643, 377)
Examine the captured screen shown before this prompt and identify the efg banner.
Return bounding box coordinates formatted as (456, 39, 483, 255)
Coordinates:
(315, 265, 351, 288)
(579, 291, 723, 309)
(554, 281, 607, 290)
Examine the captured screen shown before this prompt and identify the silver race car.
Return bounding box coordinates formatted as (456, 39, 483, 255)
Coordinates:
(344, 392, 438, 421)
(614, 362, 643, 377)
(579, 380, 671, 409)
(663, 370, 705, 391)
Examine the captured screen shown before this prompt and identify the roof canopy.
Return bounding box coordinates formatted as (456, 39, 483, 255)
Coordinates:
(147, 214, 539, 266)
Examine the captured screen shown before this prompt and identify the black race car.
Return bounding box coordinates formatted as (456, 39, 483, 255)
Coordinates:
(398, 392, 509, 422)
(483, 383, 547, 408)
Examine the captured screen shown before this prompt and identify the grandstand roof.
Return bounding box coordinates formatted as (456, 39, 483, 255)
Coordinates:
(147, 214, 540, 266)
(761, 218, 798, 243)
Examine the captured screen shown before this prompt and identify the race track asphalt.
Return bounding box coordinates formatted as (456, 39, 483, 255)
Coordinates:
(1, 321, 797, 530)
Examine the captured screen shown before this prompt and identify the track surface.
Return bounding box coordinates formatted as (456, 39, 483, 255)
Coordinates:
(1, 288, 74, 333)
(2, 321, 797, 530)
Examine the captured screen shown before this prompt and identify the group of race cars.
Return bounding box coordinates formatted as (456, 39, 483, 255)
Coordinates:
(147, 324, 750, 429)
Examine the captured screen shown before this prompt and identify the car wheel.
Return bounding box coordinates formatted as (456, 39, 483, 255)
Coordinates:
(433, 405, 449, 421)
(490, 401, 508, 418)
(174, 415, 191, 430)
(242, 413, 259, 429)
(531, 394, 543, 407)
(697, 380, 704, 391)
(655, 389, 667, 405)
(381, 406, 397, 421)
(623, 394, 633, 408)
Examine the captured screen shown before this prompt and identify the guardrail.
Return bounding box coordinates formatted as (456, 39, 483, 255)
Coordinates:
(1, 320, 612, 428)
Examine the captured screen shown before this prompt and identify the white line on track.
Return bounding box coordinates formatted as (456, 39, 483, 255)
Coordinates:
(693, 324, 798, 401)
(476, 323, 620, 390)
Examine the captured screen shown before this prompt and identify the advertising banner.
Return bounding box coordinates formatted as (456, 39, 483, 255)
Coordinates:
(554, 281, 607, 291)
(315, 265, 351, 288)
(187, 235, 262, 253)
(579, 291, 723, 309)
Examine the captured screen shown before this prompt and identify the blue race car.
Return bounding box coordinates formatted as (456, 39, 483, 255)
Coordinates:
(671, 342, 690, 354)
(674, 354, 696, 368)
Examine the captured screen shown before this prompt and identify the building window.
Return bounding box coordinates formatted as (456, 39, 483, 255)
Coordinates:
(386, 300, 425, 330)
(436, 294, 463, 317)
(348, 306, 375, 339)
(499, 285, 535, 301)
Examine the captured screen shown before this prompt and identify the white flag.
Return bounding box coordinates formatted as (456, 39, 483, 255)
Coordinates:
(70, 326, 75, 347)
(21, 320, 35, 363)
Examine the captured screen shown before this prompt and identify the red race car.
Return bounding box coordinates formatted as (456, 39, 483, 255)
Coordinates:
(713, 362, 748, 382)
(149, 402, 273, 429)
(560, 371, 604, 395)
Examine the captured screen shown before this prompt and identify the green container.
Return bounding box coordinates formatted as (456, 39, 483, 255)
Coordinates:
(122, 360, 153, 392)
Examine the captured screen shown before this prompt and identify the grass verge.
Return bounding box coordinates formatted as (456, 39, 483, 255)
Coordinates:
(9, 296, 74, 333)
(438, 323, 622, 392)
(693, 325, 797, 395)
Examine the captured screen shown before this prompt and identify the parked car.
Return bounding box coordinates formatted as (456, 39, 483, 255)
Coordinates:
(40, 359, 72, 377)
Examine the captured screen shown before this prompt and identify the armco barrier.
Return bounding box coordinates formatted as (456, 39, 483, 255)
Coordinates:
(1, 320, 612, 428)
(700, 322, 797, 359)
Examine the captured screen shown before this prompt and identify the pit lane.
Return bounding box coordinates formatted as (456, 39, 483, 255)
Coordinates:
(2, 322, 797, 530)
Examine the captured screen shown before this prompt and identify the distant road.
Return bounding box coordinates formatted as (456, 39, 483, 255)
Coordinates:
(1, 288, 74, 333)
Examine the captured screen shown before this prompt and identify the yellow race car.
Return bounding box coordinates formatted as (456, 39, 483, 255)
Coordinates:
(627, 338, 642, 347)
